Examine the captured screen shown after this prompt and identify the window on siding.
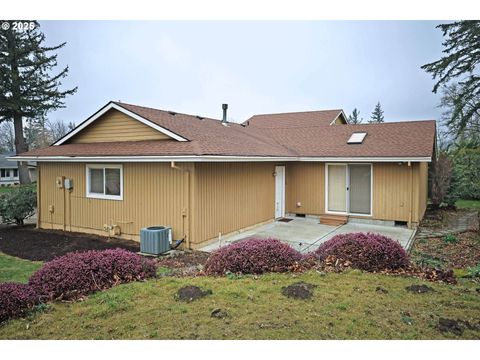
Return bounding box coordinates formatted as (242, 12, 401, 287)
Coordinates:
(0, 169, 6, 178)
(86, 164, 123, 200)
(13, 169, 18, 178)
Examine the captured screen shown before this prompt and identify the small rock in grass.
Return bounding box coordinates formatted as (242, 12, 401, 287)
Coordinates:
(211, 308, 228, 319)
(176, 286, 212, 302)
(281, 282, 317, 300)
(376, 286, 388, 294)
(405, 284, 435, 294)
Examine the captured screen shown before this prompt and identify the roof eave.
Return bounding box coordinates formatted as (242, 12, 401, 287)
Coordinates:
(10, 155, 432, 163)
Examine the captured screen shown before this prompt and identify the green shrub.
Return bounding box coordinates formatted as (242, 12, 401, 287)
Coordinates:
(451, 148, 480, 200)
(411, 251, 445, 269)
(467, 263, 480, 279)
(443, 234, 458, 244)
(0, 186, 36, 225)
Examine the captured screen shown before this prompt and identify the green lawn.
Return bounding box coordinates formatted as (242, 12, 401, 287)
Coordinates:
(456, 199, 480, 210)
(0, 187, 14, 193)
(0, 252, 42, 283)
(0, 269, 479, 339)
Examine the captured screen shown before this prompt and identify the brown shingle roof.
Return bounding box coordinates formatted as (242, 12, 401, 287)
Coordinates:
(17, 101, 436, 159)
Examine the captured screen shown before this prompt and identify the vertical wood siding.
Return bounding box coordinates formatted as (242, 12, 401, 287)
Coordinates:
(68, 109, 170, 143)
(286, 162, 325, 215)
(38, 162, 191, 241)
(37, 160, 430, 247)
(286, 162, 427, 224)
(372, 162, 422, 222)
(191, 162, 276, 245)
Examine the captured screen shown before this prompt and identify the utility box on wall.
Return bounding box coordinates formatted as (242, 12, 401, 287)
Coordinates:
(64, 178, 73, 190)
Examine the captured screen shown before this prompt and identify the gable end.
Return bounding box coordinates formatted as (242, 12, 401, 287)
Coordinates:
(55, 102, 188, 145)
(67, 109, 171, 144)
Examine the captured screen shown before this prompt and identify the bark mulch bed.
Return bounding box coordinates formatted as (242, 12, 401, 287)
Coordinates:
(156, 251, 209, 269)
(0, 224, 140, 261)
(411, 230, 480, 269)
(156, 251, 210, 277)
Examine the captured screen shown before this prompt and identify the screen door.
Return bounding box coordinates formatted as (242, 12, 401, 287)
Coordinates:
(348, 164, 371, 215)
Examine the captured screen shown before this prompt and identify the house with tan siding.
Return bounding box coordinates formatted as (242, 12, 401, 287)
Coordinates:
(13, 101, 436, 249)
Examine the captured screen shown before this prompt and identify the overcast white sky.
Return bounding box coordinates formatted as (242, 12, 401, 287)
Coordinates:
(40, 21, 445, 124)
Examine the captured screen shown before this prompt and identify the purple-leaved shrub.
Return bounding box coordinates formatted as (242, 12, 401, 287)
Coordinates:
(0, 283, 39, 323)
(205, 237, 302, 275)
(29, 248, 157, 301)
(315, 232, 409, 271)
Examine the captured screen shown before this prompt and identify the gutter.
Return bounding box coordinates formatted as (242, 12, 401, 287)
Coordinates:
(9, 155, 433, 163)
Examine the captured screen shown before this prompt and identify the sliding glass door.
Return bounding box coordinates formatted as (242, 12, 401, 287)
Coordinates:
(348, 164, 371, 215)
(326, 164, 372, 215)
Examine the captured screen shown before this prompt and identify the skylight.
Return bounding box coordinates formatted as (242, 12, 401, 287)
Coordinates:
(347, 132, 367, 144)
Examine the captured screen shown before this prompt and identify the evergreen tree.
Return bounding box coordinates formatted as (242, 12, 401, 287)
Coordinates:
(369, 102, 384, 123)
(0, 22, 77, 183)
(421, 21, 480, 139)
(439, 83, 480, 145)
(348, 108, 363, 124)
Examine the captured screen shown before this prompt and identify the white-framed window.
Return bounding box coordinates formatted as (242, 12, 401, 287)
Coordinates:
(0, 169, 6, 178)
(86, 164, 123, 200)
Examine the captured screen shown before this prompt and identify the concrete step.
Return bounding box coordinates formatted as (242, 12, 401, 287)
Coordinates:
(320, 214, 348, 226)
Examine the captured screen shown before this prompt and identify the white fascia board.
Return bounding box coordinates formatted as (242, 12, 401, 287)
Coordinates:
(53, 102, 188, 145)
(10, 155, 432, 163)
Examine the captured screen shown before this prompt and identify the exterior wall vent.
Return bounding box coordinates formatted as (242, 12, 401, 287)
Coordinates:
(140, 226, 172, 255)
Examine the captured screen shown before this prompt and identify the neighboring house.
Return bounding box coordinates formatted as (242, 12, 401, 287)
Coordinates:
(0, 152, 36, 186)
(13, 101, 436, 249)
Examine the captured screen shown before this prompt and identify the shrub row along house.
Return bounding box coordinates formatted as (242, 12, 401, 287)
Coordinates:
(13, 101, 436, 249)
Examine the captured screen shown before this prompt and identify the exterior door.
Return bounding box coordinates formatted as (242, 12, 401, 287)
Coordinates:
(327, 164, 347, 213)
(349, 164, 372, 215)
(275, 166, 285, 218)
(326, 163, 372, 215)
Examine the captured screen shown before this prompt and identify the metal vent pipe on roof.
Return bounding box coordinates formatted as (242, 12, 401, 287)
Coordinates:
(222, 104, 228, 123)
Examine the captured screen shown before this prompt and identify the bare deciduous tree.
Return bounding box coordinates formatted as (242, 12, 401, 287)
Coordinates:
(46, 119, 75, 142)
(0, 122, 15, 152)
(430, 152, 456, 207)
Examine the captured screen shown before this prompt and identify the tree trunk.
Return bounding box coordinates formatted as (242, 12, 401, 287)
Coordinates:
(13, 113, 31, 184)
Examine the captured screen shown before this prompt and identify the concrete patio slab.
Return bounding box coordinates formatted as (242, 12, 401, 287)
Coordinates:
(199, 216, 416, 254)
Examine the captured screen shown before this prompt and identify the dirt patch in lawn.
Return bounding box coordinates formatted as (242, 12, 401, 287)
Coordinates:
(411, 230, 480, 269)
(281, 282, 317, 300)
(0, 225, 140, 261)
(437, 318, 480, 336)
(175, 286, 212, 302)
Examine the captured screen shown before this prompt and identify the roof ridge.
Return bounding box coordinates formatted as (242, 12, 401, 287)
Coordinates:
(345, 119, 436, 126)
(113, 101, 222, 122)
(249, 109, 343, 117)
